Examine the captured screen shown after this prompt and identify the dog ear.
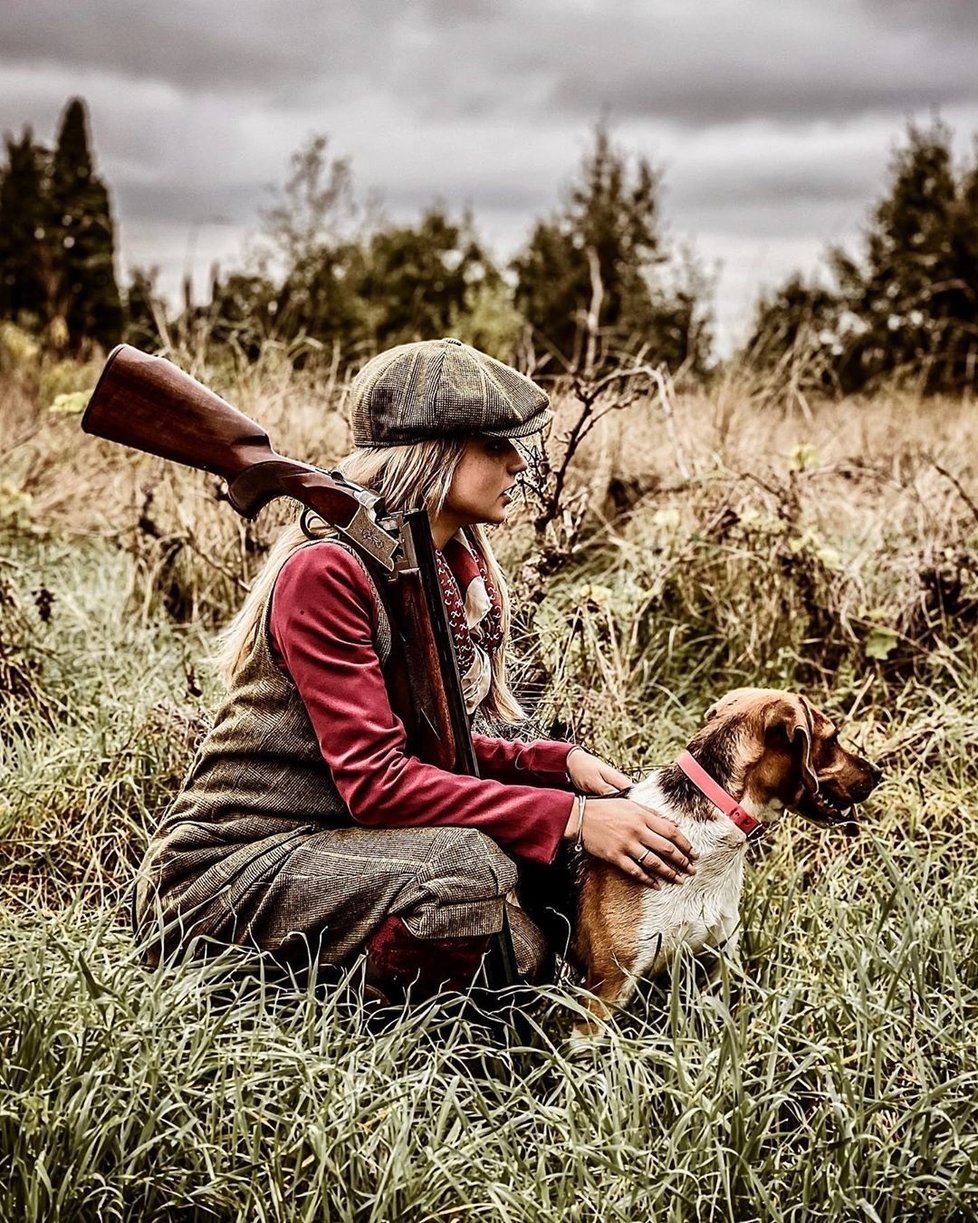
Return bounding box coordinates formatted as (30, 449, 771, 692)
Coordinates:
(765, 695, 818, 792)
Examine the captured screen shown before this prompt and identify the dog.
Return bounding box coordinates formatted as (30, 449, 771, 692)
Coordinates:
(571, 688, 882, 1034)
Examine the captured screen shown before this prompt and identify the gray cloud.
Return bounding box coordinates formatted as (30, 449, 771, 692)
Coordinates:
(7, 0, 974, 129)
(537, 3, 978, 126)
(858, 0, 978, 39)
(0, 1, 370, 99)
(551, 68, 976, 128)
(1, 0, 976, 354)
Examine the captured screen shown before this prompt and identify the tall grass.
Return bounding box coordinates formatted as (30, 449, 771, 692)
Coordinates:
(2, 347, 977, 1220)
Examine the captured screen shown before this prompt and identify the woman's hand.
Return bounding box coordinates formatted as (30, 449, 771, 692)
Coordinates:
(563, 749, 697, 888)
(579, 798, 697, 887)
(564, 747, 631, 795)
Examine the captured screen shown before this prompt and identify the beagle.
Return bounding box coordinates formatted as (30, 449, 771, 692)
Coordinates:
(572, 688, 881, 1033)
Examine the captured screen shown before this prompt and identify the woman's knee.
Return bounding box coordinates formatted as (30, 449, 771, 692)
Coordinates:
(422, 826, 518, 901)
(398, 827, 518, 941)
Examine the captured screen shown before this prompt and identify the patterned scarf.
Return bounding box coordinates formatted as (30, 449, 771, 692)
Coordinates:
(435, 533, 504, 713)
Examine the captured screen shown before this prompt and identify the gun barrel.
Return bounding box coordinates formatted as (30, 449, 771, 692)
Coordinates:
(80, 345, 469, 767)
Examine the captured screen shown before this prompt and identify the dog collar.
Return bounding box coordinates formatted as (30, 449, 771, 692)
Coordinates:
(677, 751, 765, 841)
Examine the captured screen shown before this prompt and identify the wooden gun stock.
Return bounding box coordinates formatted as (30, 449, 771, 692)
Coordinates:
(81, 344, 474, 774)
(82, 345, 398, 569)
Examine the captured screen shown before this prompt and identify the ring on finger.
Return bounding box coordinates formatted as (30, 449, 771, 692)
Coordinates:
(637, 848, 652, 867)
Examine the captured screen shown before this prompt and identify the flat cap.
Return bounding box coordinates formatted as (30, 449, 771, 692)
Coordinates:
(348, 337, 552, 447)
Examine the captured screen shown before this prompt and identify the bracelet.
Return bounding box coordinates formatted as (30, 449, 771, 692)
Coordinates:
(564, 745, 585, 786)
(572, 793, 587, 854)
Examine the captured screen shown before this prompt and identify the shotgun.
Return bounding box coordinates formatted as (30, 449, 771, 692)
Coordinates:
(81, 344, 479, 777)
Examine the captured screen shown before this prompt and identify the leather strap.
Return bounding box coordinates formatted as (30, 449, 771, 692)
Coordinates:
(677, 751, 765, 841)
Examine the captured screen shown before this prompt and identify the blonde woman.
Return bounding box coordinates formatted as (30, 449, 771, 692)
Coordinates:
(134, 338, 695, 1000)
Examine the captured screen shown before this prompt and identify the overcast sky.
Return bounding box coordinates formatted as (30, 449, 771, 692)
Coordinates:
(2, 0, 977, 353)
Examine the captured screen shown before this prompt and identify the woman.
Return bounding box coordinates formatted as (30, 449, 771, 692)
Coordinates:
(134, 338, 696, 999)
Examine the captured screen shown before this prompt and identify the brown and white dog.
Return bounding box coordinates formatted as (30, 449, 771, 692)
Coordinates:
(572, 688, 881, 1033)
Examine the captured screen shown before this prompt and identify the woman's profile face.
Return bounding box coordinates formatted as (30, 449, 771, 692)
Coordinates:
(440, 436, 528, 533)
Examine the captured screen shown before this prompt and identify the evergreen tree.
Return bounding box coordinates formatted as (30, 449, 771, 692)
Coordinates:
(513, 216, 589, 367)
(275, 241, 367, 358)
(830, 120, 977, 393)
(355, 208, 500, 351)
(205, 269, 281, 358)
(46, 97, 122, 353)
(745, 121, 978, 395)
(512, 124, 711, 375)
(124, 266, 167, 351)
(745, 274, 845, 390)
(0, 128, 47, 326)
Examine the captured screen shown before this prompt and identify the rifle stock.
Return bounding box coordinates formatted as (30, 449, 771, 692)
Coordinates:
(82, 344, 474, 775)
(83, 345, 399, 569)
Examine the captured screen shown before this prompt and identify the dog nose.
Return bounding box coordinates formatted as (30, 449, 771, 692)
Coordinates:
(866, 762, 884, 790)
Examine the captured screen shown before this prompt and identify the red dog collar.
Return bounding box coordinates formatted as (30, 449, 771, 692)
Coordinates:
(677, 751, 765, 841)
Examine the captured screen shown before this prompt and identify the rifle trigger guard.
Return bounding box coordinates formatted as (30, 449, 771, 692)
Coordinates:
(299, 506, 324, 540)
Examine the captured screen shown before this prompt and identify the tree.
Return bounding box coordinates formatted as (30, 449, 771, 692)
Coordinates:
(124, 266, 168, 351)
(832, 120, 978, 393)
(274, 242, 366, 357)
(745, 273, 845, 391)
(259, 134, 359, 271)
(513, 124, 711, 376)
(44, 98, 123, 353)
(748, 120, 978, 395)
(0, 128, 47, 326)
(355, 208, 502, 351)
(204, 269, 282, 357)
(249, 134, 366, 356)
(245, 135, 515, 360)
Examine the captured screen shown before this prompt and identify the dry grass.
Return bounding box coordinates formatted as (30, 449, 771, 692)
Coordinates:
(2, 343, 978, 1220)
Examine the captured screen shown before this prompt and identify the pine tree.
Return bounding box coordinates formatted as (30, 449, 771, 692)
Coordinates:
(46, 97, 122, 353)
(832, 120, 978, 393)
(123, 267, 167, 350)
(355, 208, 500, 351)
(0, 128, 47, 326)
(512, 124, 710, 375)
(205, 269, 280, 358)
(745, 274, 844, 391)
(745, 120, 978, 395)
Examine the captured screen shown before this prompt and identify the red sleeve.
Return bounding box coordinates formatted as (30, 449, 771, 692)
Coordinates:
(471, 733, 578, 789)
(269, 542, 574, 865)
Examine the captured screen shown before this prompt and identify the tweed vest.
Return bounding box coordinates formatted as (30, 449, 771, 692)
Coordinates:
(159, 540, 393, 839)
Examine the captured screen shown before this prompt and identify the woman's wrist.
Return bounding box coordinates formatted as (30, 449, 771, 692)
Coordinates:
(563, 793, 587, 848)
(564, 745, 586, 786)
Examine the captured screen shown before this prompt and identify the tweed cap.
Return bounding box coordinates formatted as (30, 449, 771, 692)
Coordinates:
(349, 337, 552, 447)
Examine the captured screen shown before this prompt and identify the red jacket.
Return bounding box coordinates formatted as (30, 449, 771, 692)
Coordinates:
(269, 542, 576, 866)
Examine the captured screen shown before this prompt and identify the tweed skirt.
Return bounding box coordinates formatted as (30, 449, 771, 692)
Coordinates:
(134, 818, 549, 979)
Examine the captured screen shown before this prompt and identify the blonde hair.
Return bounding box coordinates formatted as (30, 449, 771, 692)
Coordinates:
(213, 438, 525, 724)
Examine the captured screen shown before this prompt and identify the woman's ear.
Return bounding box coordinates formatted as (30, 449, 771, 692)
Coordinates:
(765, 695, 818, 792)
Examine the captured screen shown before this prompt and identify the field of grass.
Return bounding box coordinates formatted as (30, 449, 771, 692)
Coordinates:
(2, 343, 978, 1220)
